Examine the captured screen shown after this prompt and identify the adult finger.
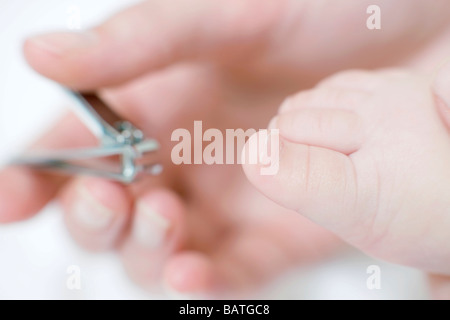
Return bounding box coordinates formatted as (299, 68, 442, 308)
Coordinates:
(0, 113, 95, 223)
(23, 0, 286, 89)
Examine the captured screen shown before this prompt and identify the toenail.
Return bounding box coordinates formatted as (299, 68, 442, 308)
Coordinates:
(132, 202, 170, 248)
(73, 186, 115, 230)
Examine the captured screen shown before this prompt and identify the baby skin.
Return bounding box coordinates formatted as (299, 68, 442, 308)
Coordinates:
(244, 61, 450, 296)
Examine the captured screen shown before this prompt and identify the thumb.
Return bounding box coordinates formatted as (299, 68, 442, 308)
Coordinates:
(242, 90, 365, 238)
(23, 0, 285, 90)
(433, 57, 450, 127)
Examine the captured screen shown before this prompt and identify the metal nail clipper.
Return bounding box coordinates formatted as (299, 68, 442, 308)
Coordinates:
(11, 88, 162, 183)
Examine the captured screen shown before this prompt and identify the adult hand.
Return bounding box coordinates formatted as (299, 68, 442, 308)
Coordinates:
(2, 0, 449, 296)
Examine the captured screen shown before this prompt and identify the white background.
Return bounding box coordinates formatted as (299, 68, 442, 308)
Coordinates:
(0, 0, 428, 299)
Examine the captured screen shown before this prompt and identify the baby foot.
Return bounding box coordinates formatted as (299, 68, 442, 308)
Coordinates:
(243, 65, 450, 275)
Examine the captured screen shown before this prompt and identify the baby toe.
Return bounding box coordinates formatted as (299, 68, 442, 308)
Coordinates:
(120, 189, 186, 289)
(163, 252, 216, 299)
(59, 177, 132, 251)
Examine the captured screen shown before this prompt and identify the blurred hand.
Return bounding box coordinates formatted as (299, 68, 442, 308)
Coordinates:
(2, 0, 450, 297)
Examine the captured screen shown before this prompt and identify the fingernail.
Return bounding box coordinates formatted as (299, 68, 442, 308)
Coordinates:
(132, 202, 170, 248)
(73, 186, 114, 230)
(27, 31, 97, 56)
